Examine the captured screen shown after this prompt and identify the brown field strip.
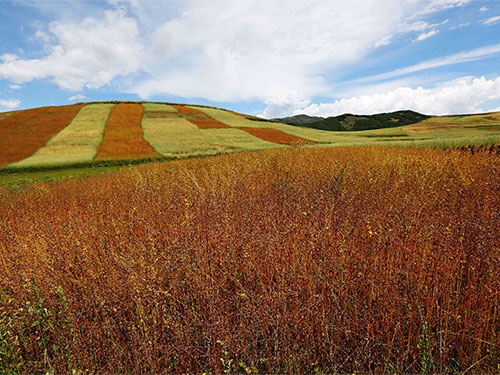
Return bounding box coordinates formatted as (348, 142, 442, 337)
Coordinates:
(170, 104, 230, 129)
(187, 118, 230, 129)
(170, 104, 206, 115)
(0, 107, 51, 135)
(0, 104, 85, 168)
(96, 103, 160, 161)
(228, 110, 262, 120)
(241, 128, 316, 145)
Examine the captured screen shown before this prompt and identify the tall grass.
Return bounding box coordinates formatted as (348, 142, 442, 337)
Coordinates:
(1, 146, 499, 373)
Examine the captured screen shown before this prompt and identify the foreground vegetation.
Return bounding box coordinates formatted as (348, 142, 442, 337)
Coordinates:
(1, 146, 499, 373)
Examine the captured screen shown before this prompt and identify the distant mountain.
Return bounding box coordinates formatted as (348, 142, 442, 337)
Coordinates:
(274, 110, 429, 131)
(276, 114, 325, 125)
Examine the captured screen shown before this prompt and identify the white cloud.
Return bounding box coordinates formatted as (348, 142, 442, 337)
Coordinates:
(0, 0, 479, 115)
(68, 94, 86, 101)
(128, 0, 469, 115)
(9, 84, 21, 90)
(0, 9, 142, 91)
(416, 30, 439, 41)
(132, 0, 412, 103)
(375, 35, 393, 48)
(356, 43, 500, 83)
(482, 16, 500, 25)
(258, 89, 310, 119)
(480, 6, 488, 12)
(0, 98, 21, 110)
(297, 76, 500, 116)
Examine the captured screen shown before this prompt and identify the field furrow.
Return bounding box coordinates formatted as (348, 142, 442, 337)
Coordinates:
(9, 103, 115, 168)
(0, 104, 85, 168)
(96, 103, 160, 160)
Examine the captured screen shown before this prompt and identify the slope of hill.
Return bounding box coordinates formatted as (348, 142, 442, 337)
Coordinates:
(275, 110, 430, 131)
(1, 102, 500, 185)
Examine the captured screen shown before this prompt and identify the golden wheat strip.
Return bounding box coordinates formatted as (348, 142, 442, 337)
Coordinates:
(10, 104, 114, 168)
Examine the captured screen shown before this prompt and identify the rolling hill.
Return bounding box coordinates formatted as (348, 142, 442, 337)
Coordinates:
(1, 101, 500, 183)
(275, 110, 430, 130)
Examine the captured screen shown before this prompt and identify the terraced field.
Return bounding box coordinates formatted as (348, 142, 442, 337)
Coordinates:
(1, 102, 500, 177)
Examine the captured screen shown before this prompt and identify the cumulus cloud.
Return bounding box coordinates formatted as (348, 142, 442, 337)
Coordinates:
(0, 98, 21, 110)
(480, 6, 488, 12)
(0, 9, 142, 91)
(297, 76, 500, 117)
(416, 30, 439, 41)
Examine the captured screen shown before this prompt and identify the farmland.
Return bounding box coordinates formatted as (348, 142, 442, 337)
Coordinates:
(1, 102, 500, 181)
(0, 102, 500, 372)
(0, 146, 499, 373)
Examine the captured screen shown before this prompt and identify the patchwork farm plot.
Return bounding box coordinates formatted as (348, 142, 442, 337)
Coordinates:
(1, 102, 500, 176)
(142, 103, 278, 158)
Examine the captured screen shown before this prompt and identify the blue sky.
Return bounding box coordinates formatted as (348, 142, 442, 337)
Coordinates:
(1, 0, 500, 118)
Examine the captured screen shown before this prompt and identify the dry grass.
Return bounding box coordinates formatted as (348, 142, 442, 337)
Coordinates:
(241, 128, 316, 145)
(1, 146, 499, 373)
(10, 104, 114, 168)
(96, 103, 160, 161)
(0, 104, 85, 168)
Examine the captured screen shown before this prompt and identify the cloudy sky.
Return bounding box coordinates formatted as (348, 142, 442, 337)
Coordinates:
(1, 0, 500, 118)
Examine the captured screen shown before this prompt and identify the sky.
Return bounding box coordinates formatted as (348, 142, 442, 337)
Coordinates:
(1, 0, 500, 118)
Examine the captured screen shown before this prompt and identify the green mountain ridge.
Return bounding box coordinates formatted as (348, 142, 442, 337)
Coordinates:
(275, 110, 430, 131)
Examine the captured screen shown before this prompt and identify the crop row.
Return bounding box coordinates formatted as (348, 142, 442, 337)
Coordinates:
(0, 146, 499, 373)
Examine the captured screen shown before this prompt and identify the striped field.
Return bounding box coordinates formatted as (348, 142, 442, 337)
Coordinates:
(96, 103, 160, 161)
(0, 104, 85, 168)
(10, 103, 114, 168)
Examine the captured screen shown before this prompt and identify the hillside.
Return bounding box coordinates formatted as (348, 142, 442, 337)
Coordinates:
(275, 110, 429, 131)
(1, 102, 500, 184)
